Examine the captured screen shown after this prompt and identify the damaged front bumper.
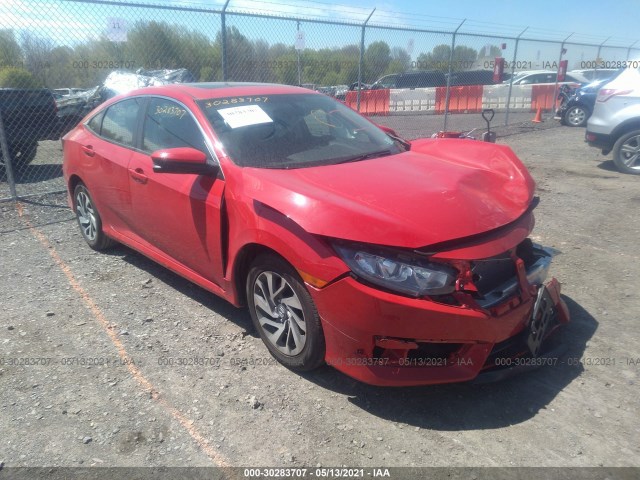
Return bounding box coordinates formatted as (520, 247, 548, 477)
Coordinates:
(310, 244, 570, 387)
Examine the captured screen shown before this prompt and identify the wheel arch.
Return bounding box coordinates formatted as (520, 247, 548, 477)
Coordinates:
(231, 243, 290, 307)
(67, 174, 84, 208)
(611, 118, 640, 143)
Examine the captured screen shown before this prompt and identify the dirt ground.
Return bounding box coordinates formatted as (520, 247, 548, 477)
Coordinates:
(0, 123, 639, 474)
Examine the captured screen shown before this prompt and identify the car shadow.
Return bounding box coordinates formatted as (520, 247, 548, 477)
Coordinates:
(301, 295, 597, 430)
(595, 159, 621, 173)
(97, 244, 596, 429)
(102, 243, 254, 331)
(12, 164, 64, 183)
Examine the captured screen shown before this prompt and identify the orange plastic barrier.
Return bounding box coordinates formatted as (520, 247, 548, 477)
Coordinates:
(531, 84, 558, 111)
(345, 89, 390, 116)
(435, 85, 483, 114)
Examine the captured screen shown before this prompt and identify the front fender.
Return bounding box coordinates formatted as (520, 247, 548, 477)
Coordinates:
(225, 197, 349, 305)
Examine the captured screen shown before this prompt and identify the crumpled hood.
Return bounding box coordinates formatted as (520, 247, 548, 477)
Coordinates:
(241, 138, 535, 248)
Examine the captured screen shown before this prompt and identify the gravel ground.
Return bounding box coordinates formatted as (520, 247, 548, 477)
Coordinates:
(0, 124, 639, 474)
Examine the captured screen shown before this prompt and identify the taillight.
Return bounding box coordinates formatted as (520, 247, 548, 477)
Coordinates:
(597, 88, 633, 102)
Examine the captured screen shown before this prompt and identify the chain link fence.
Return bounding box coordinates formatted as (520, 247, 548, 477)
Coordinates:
(1, 0, 639, 201)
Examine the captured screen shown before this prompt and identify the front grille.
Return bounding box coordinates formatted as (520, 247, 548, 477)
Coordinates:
(471, 252, 516, 296)
(471, 239, 548, 308)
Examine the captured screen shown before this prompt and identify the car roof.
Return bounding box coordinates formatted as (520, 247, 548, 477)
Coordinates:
(512, 70, 556, 76)
(125, 82, 313, 101)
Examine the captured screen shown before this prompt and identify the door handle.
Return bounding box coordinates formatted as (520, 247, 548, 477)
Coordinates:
(81, 145, 95, 157)
(129, 167, 148, 184)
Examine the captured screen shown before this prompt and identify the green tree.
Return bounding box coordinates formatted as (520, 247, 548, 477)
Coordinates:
(385, 47, 411, 75)
(0, 30, 22, 68)
(0, 67, 42, 88)
(364, 41, 391, 81)
(417, 44, 477, 71)
(478, 44, 502, 59)
(21, 32, 54, 86)
(215, 26, 256, 81)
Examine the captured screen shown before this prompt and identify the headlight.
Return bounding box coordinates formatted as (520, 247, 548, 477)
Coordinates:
(332, 243, 457, 297)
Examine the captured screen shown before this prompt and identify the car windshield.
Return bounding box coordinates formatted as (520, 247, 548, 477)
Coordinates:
(197, 93, 403, 169)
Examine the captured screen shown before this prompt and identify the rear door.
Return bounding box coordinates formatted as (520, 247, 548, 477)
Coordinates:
(127, 96, 226, 285)
(75, 97, 143, 233)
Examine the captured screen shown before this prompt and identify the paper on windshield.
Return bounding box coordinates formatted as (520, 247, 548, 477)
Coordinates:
(218, 104, 273, 129)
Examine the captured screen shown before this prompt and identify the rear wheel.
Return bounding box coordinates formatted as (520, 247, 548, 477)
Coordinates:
(612, 130, 640, 175)
(564, 105, 589, 127)
(246, 254, 325, 371)
(0, 142, 38, 168)
(73, 183, 116, 250)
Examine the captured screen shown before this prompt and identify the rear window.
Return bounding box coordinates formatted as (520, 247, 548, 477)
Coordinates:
(100, 98, 142, 147)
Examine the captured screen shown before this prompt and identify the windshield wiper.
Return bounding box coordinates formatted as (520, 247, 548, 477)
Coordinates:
(334, 149, 394, 164)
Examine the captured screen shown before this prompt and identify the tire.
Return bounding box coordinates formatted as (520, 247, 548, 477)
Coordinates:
(73, 183, 116, 250)
(0, 142, 37, 168)
(246, 254, 325, 371)
(612, 130, 640, 175)
(564, 105, 589, 127)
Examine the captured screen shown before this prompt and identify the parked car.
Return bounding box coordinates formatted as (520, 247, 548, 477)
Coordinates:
(56, 68, 195, 136)
(63, 83, 569, 386)
(333, 84, 349, 101)
(556, 79, 603, 127)
(556, 70, 624, 127)
(53, 88, 88, 99)
(348, 81, 370, 91)
(569, 69, 618, 82)
(371, 70, 447, 90)
(506, 70, 584, 85)
(586, 65, 640, 174)
(370, 74, 398, 89)
(447, 69, 507, 86)
(0, 88, 59, 168)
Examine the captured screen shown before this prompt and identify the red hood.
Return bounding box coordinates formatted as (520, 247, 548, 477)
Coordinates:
(240, 139, 535, 249)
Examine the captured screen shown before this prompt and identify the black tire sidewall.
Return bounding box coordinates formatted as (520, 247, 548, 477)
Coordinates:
(613, 130, 640, 175)
(246, 254, 325, 371)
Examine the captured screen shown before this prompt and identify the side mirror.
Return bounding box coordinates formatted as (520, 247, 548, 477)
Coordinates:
(151, 147, 218, 175)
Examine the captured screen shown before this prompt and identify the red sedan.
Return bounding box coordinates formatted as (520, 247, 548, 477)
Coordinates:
(62, 83, 569, 386)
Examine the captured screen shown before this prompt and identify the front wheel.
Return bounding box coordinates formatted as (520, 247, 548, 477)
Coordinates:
(246, 254, 325, 371)
(73, 183, 116, 250)
(564, 105, 589, 127)
(612, 130, 640, 175)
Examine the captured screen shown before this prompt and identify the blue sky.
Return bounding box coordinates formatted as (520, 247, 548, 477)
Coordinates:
(2, 0, 639, 69)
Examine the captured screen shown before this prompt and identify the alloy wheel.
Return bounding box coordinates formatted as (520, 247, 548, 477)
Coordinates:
(252, 271, 307, 356)
(76, 190, 97, 241)
(619, 134, 640, 170)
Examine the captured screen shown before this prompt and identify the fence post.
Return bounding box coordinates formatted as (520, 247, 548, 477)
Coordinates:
(595, 37, 611, 76)
(0, 109, 17, 201)
(626, 40, 638, 61)
(505, 27, 528, 126)
(551, 33, 573, 118)
(221, 0, 231, 81)
(356, 8, 375, 112)
(296, 21, 302, 85)
(443, 19, 465, 132)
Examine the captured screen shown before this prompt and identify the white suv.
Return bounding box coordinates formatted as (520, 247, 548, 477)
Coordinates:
(586, 65, 640, 174)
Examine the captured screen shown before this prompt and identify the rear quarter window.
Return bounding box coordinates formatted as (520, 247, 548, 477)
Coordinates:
(86, 110, 105, 135)
(100, 98, 143, 147)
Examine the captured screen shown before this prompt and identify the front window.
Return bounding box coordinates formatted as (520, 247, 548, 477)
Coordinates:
(197, 93, 404, 169)
(142, 97, 208, 155)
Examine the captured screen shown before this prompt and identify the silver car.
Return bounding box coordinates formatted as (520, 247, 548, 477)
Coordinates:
(586, 65, 640, 174)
